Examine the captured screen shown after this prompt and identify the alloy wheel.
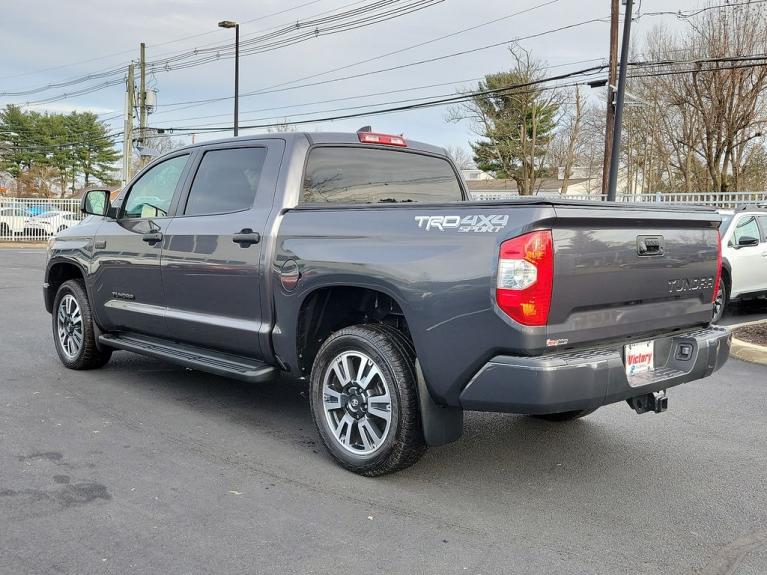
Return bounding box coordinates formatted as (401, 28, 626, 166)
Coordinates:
(322, 351, 392, 455)
(713, 284, 725, 322)
(57, 294, 83, 359)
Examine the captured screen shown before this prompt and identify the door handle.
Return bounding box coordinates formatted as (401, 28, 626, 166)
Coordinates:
(232, 229, 261, 247)
(142, 232, 163, 244)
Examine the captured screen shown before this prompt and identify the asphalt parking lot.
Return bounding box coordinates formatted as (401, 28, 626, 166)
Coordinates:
(1, 248, 766, 575)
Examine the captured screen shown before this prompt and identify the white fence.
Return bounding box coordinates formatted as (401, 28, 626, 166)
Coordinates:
(1, 192, 766, 242)
(470, 190, 767, 208)
(0, 198, 83, 242)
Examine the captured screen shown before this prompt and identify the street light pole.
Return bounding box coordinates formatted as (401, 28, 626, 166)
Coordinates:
(607, 0, 634, 202)
(218, 20, 239, 137)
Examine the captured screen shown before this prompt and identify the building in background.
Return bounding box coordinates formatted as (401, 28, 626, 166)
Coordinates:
(461, 169, 495, 182)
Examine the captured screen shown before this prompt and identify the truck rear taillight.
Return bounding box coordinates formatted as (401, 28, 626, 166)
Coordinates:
(712, 230, 722, 304)
(496, 230, 554, 326)
(358, 132, 407, 147)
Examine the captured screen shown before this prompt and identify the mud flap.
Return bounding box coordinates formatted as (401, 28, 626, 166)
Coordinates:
(415, 360, 463, 446)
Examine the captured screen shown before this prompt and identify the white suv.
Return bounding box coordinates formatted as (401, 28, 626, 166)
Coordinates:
(713, 208, 767, 322)
(0, 207, 26, 239)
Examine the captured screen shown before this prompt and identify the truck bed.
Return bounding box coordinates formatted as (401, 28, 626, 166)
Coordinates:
(272, 199, 721, 405)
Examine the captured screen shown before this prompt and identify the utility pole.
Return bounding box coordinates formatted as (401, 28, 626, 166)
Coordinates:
(122, 63, 135, 185)
(139, 42, 149, 168)
(607, 0, 634, 202)
(601, 0, 619, 198)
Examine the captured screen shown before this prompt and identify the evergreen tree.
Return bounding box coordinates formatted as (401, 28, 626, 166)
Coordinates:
(0, 105, 119, 196)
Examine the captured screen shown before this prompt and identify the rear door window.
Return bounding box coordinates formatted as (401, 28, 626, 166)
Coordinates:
(758, 216, 767, 242)
(302, 146, 463, 204)
(184, 147, 267, 216)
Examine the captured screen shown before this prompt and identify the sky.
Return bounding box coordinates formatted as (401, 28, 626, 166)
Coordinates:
(0, 0, 702, 153)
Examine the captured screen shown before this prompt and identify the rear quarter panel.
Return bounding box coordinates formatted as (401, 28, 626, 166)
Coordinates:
(271, 203, 556, 405)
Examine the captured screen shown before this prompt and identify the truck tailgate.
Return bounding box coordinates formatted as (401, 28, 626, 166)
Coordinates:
(547, 204, 720, 347)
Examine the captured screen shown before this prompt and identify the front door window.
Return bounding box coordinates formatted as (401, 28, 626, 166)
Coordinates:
(122, 155, 189, 219)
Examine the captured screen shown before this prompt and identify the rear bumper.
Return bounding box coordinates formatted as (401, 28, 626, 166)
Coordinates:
(459, 326, 731, 414)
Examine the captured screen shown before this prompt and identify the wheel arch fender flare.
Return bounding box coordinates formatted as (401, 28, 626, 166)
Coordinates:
(45, 257, 88, 312)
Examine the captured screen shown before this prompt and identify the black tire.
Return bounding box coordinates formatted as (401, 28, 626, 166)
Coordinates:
(711, 278, 728, 324)
(52, 279, 112, 370)
(309, 324, 426, 476)
(532, 408, 598, 422)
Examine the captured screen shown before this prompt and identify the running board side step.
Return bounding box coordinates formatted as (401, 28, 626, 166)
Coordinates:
(99, 334, 277, 383)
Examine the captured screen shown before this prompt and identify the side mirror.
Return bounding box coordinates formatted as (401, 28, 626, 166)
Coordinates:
(737, 236, 760, 248)
(81, 189, 110, 216)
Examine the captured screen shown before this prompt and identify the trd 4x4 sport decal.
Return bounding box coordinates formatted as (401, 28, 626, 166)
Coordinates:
(414, 214, 509, 233)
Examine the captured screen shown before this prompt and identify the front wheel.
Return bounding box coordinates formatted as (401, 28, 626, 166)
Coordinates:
(309, 324, 426, 476)
(52, 279, 112, 370)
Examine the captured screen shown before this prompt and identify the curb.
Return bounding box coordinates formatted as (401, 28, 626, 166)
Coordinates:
(0, 242, 48, 249)
(729, 320, 767, 366)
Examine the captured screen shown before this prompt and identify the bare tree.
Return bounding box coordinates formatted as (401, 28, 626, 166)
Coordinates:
(267, 119, 297, 133)
(636, 2, 767, 193)
(444, 145, 475, 169)
(132, 130, 187, 174)
(548, 87, 585, 194)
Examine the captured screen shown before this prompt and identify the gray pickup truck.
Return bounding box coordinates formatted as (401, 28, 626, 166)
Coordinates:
(44, 131, 731, 475)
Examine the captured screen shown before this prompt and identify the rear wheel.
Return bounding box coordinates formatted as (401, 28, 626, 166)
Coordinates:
(712, 278, 728, 324)
(309, 324, 426, 476)
(52, 279, 112, 370)
(533, 408, 597, 422)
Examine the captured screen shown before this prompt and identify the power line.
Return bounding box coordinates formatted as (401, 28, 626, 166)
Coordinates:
(155, 16, 609, 114)
(145, 0, 445, 72)
(159, 64, 609, 134)
(146, 0, 370, 63)
(638, 0, 767, 19)
(2, 0, 438, 100)
(169, 78, 601, 130)
(4, 0, 761, 106)
(218, 0, 562, 102)
(6, 55, 767, 153)
(0, 0, 329, 82)
(151, 57, 606, 126)
(157, 56, 767, 135)
(7, 0, 443, 107)
(4, 55, 757, 148)
(148, 0, 329, 50)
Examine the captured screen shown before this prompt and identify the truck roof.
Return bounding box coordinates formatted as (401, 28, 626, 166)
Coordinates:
(173, 131, 447, 157)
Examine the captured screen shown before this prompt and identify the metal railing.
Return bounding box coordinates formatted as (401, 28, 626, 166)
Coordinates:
(470, 190, 767, 208)
(1, 191, 766, 242)
(617, 191, 767, 207)
(0, 198, 83, 242)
